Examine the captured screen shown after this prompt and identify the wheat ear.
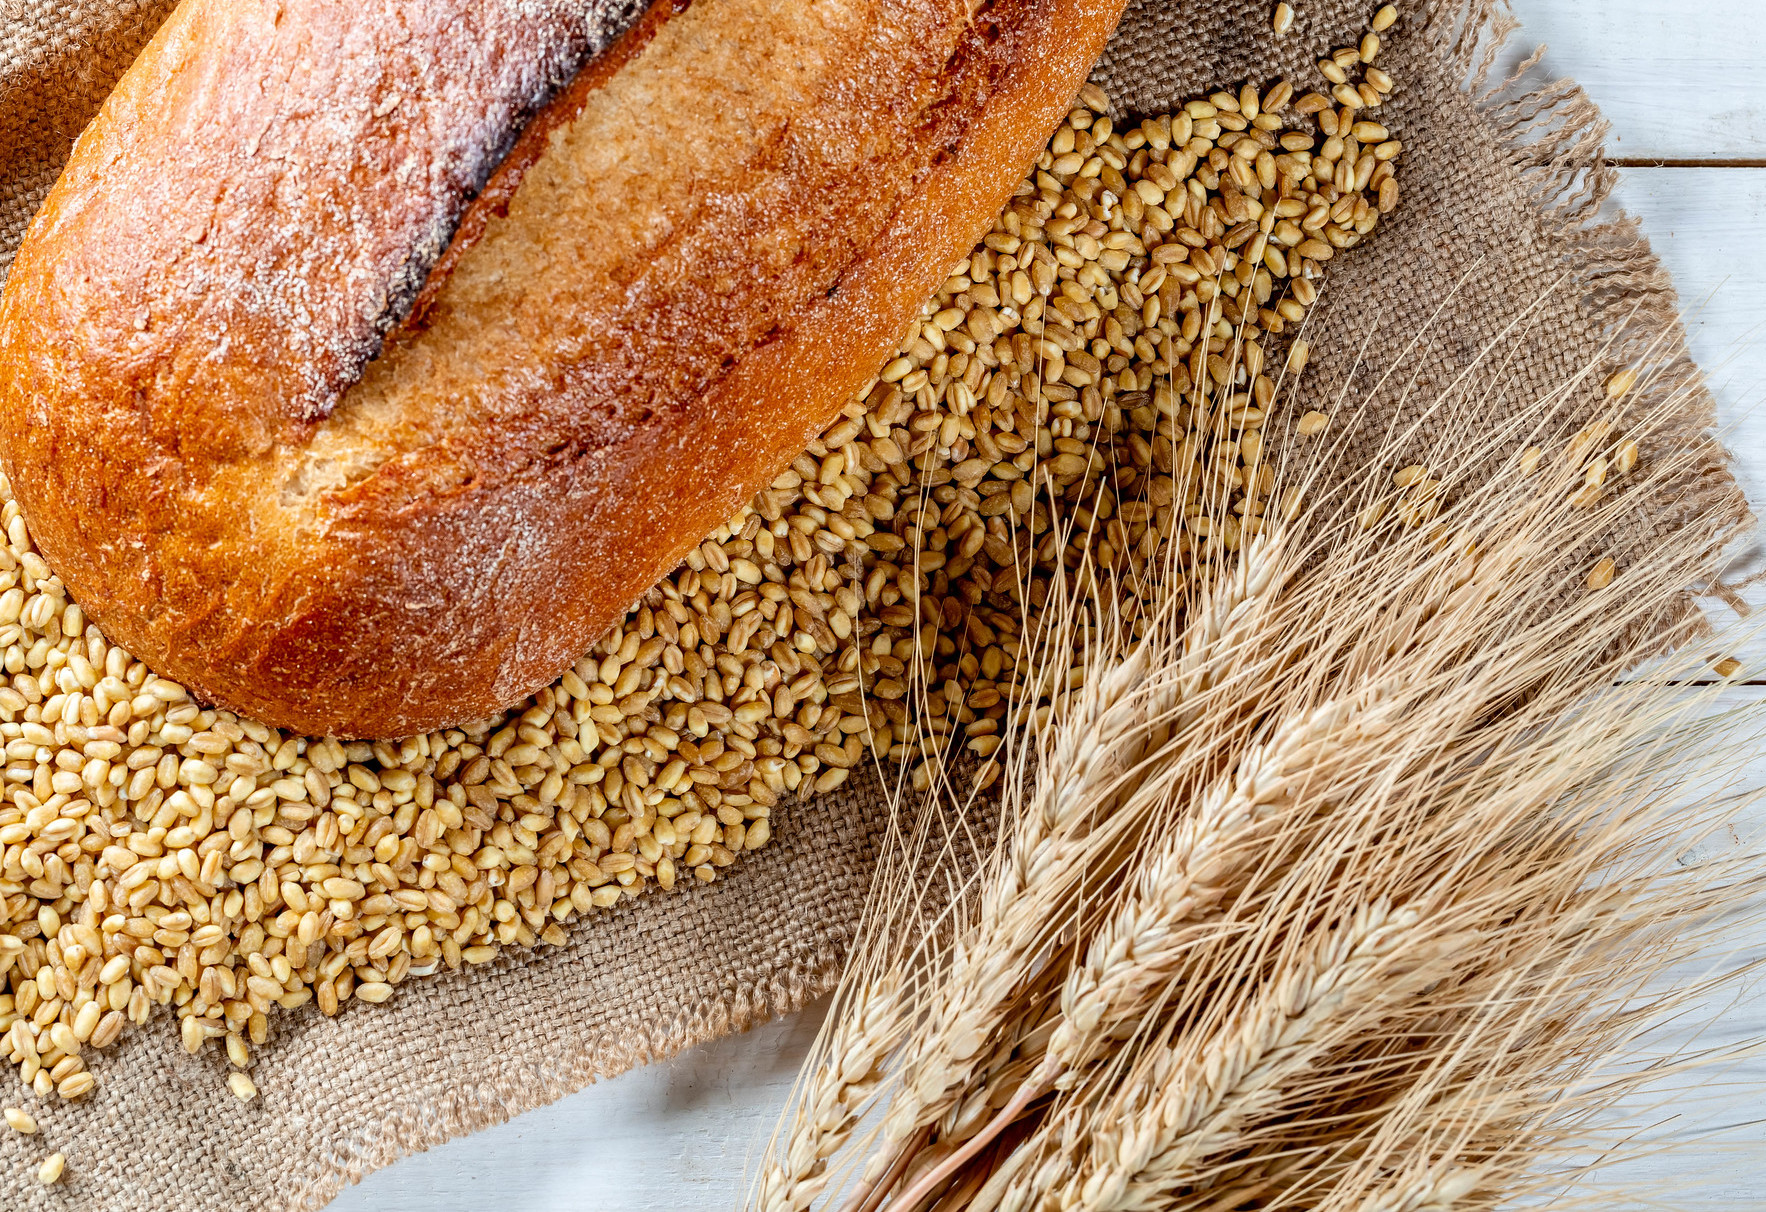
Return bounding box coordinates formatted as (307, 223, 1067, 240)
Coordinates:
(1044, 693, 1384, 1078)
(756, 978, 914, 1212)
(911, 693, 1392, 1212)
(1064, 901, 1466, 1212)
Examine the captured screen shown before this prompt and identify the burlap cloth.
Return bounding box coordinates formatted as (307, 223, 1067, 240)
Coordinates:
(0, 0, 1749, 1207)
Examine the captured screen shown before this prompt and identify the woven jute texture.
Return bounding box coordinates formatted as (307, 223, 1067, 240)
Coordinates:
(0, 0, 1749, 1208)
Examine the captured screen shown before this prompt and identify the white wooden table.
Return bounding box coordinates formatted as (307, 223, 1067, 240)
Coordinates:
(333, 4, 1766, 1206)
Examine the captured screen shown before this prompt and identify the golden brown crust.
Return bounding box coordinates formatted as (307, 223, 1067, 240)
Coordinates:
(0, 0, 1125, 737)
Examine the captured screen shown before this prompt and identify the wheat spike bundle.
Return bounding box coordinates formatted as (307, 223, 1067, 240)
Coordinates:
(746, 285, 1764, 1212)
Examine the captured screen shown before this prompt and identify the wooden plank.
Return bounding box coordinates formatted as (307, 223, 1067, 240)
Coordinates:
(1503, 0, 1766, 162)
(1579, 688, 1766, 1206)
(1610, 169, 1766, 503)
(329, 1004, 829, 1210)
(1607, 167, 1766, 671)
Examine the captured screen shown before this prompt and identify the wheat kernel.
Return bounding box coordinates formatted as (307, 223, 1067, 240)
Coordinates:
(57, 1071, 96, 1099)
(1273, 2, 1295, 33)
(1585, 558, 1616, 590)
(38, 1153, 65, 1185)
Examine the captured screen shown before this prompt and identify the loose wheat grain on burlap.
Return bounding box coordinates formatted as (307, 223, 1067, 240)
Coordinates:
(0, 0, 1750, 1208)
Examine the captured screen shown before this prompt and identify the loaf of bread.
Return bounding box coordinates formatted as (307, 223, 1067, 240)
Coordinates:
(0, 0, 1125, 737)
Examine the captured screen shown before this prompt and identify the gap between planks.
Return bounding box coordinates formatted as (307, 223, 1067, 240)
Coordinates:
(1611, 158, 1766, 169)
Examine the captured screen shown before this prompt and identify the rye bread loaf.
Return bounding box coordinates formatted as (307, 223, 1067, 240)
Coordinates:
(0, 0, 1125, 737)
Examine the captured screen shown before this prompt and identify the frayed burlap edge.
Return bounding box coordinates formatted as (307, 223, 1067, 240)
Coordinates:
(1430, 0, 1754, 643)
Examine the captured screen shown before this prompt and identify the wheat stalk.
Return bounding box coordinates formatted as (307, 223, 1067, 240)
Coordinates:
(1063, 901, 1462, 1212)
(1327, 1165, 1487, 1212)
(974, 540, 1744, 1212)
(1134, 692, 1759, 1212)
(757, 978, 914, 1212)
